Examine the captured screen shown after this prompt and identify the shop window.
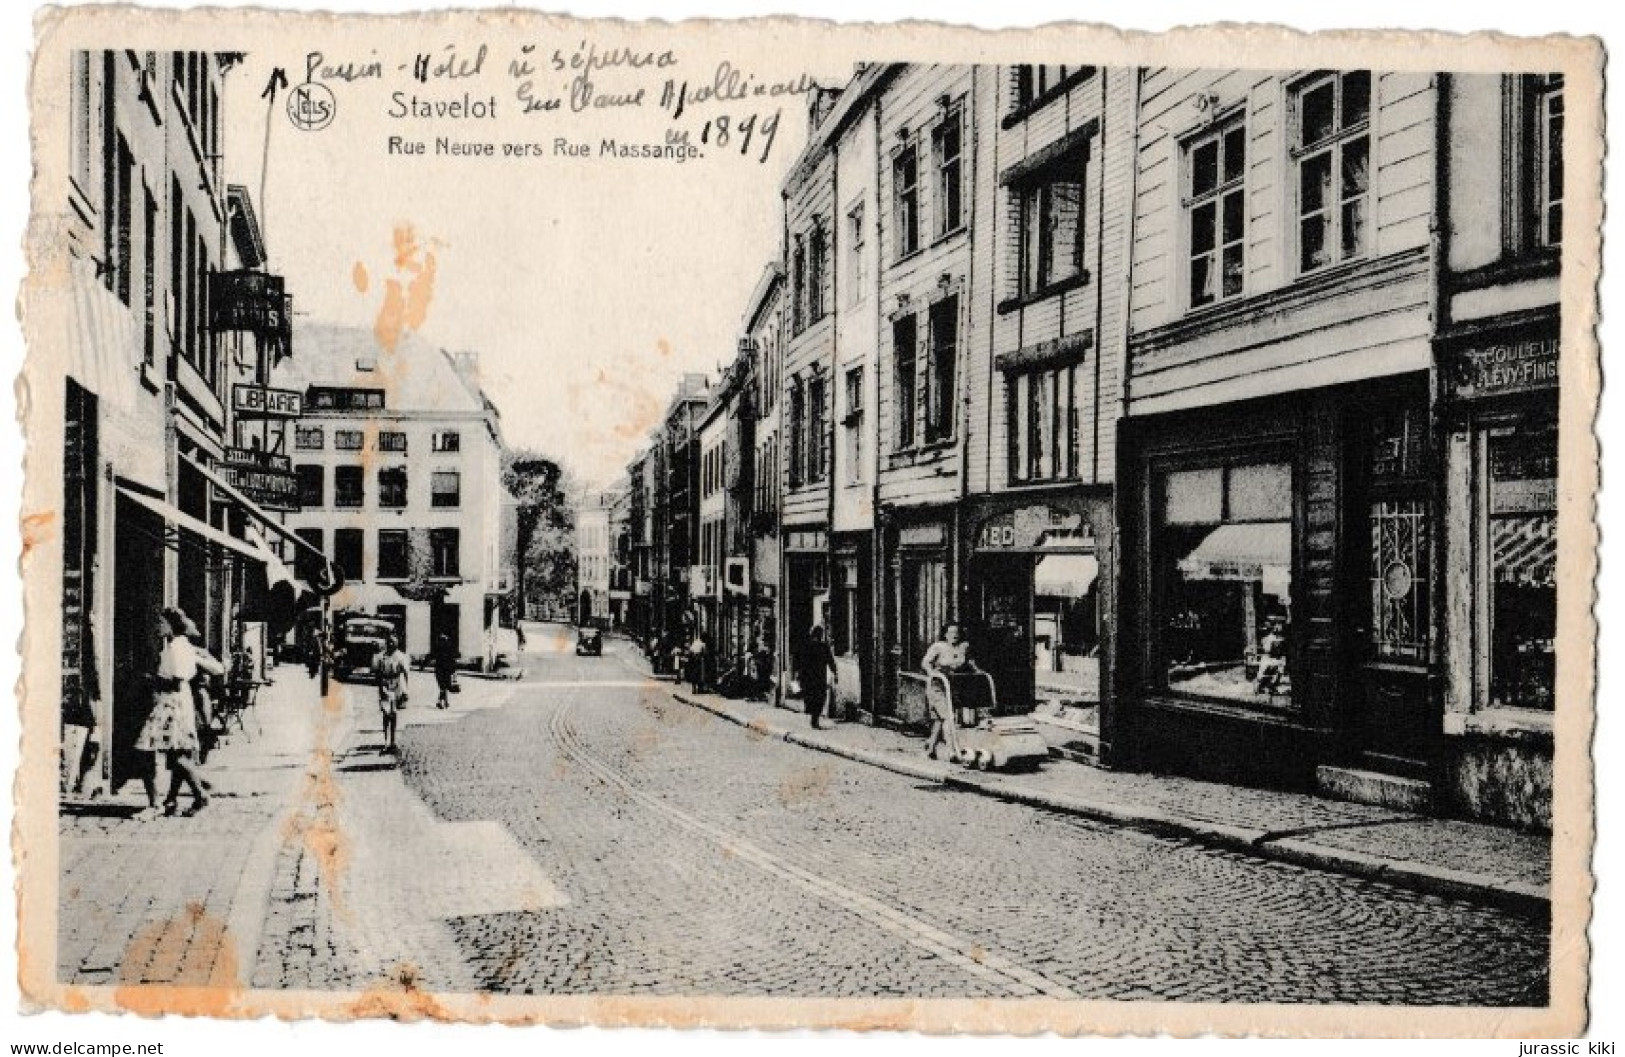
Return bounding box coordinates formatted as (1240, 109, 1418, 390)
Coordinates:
(1292, 70, 1370, 274)
(296, 464, 324, 508)
(1184, 116, 1247, 308)
(377, 529, 409, 579)
(831, 560, 859, 656)
(893, 141, 920, 259)
(430, 470, 461, 508)
(1007, 362, 1079, 484)
(1015, 145, 1087, 297)
(378, 465, 408, 509)
(900, 555, 948, 672)
(1156, 461, 1294, 705)
(333, 528, 364, 582)
(334, 465, 364, 508)
(1485, 418, 1557, 710)
(933, 102, 965, 237)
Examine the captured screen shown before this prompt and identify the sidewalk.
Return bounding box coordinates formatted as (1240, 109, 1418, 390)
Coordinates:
(665, 684, 1551, 915)
(56, 667, 348, 995)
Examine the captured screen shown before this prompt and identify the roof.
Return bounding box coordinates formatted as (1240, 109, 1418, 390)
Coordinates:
(274, 322, 492, 417)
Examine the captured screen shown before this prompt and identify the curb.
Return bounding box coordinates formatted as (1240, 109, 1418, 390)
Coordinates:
(670, 690, 1548, 918)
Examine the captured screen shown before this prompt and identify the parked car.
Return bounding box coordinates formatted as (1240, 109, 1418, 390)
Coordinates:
(575, 627, 603, 656)
(332, 613, 395, 682)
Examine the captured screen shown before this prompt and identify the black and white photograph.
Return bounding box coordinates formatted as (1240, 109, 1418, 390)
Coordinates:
(9, 2, 1606, 1042)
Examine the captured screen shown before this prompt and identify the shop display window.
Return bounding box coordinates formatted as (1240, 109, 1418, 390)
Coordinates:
(1485, 418, 1557, 710)
(1156, 461, 1293, 704)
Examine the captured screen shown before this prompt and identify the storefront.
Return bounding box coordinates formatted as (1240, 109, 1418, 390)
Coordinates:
(1113, 375, 1437, 794)
(879, 509, 955, 727)
(780, 527, 828, 709)
(828, 533, 874, 721)
(961, 493, 1112, 726)
(1437, 312, 1558, 829)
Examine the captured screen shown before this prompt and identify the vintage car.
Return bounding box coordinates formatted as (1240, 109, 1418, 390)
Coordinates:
(332, 614, 396, 682)
(575, 627, 603, 657)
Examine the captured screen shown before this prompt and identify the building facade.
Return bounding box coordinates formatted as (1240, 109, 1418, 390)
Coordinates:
(277, 325, 511, 664)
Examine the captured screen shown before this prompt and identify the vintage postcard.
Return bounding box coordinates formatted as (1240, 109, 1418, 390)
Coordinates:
(16, 5, 1602, 1037)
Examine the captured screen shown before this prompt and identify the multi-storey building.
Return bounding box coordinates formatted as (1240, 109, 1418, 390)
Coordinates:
(573, 484, 621, 628)
(625, 449, 655, 640)
(277, 324, 511, 664)
(54, 51, 305, 797)
(957, 65, 1135, 752)
(696, 404, 728, 649)
(653, 374, 710, 648)
(1114, 67, 1444, 805)
(741, 267, 784, 676)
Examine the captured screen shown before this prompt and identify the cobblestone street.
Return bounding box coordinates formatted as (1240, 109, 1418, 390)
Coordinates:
(253, 626, 1548, 1004)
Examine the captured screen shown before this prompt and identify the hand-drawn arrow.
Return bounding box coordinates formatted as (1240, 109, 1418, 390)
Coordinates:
(260, 67, 288, 102)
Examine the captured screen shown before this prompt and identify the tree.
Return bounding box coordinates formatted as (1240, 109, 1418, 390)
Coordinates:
(502, 449, 576, 620)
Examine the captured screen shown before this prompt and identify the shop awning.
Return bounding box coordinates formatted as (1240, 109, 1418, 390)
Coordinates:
(1035, 554, 1099, 598)
(1178, 523, 1291, 588)
(1492, 515, 1556, 588)
(181, 452, 324, 561)
(115, 485, 266, 564)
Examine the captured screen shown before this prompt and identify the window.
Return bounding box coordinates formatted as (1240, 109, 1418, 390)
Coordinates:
(1185, 117, 1248, 307)
(844, 366, 865, 485)
(378, 430, 407, 453)
(333, 528, 364, 582)
(893, 314, 918, 449)
(430, 528, 461, 578)
(296, 465, 324, 508)
(1485, 417, 1557, 710)
(111, 134, 133, 305)
(791, 235, 807, 333)
(788, 380, 805, 489)
(894, 142, 920, 258)
(293, 528, 324, 582)
(378, 465, 408, 508)
(430, 470, 461, 508)
(431, 430, 461, 452)
(1292, 71, 1371, 274)
(1016, 146, 1087, 296)
(846, 202, 867, 307)
(808, 219, 828, 323)
(925, 297, 958, 443)
(1008, 363, 1080, 483)
(1013, 65, 1090, 109)
(377, 529, 409, 579)
(335, 429, 364, 451)
(1528, 73, 1565, 249)
(1156, 460, 1294, 705)
(933, 104, 964, 236)
(334, 465, 364, 508)
(807, 373, 827, 484)
(141, 184, 156, 367)
(295, 426, 324, 450)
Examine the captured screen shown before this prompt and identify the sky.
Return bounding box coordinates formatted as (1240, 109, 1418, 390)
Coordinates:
(220, 28, 854, 489)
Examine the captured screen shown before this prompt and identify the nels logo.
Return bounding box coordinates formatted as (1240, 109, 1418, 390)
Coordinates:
(286, 80, 336, 132)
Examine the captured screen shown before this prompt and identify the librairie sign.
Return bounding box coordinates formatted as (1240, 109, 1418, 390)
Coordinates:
(233, 384, 304, 418)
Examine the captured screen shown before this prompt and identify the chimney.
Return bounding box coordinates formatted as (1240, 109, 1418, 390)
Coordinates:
(807, 86, 843, 135)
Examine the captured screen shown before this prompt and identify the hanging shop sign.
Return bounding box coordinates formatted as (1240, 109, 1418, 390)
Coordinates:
(210, 270, 292, 349)
(975, 504, 1092, 553)
(221, 447, 299, 511)
(232, 384, 304, 419)
(1445, 335, 1559, 401)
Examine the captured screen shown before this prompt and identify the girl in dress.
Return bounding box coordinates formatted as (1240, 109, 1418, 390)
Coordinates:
(134, 608, 210, 817)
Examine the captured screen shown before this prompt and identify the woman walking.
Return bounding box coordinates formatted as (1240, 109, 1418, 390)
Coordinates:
(135, 608, 210, 817)
(375, 632, 411, 754)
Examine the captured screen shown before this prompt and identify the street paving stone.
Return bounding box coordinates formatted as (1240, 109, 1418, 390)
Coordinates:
(345, 641, 1555, 1004)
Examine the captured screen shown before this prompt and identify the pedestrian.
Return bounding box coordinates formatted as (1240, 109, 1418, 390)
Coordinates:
(433, 631, 457, 710)
(375, 632, 411, 754)
(793, 625, 837, 730)
(922, 623, 972, 761)
(134, 608, 210, 818)
(687, 631, 710, 693)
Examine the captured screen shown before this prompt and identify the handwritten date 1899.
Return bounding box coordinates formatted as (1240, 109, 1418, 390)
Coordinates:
(696, 111, 781, 165)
